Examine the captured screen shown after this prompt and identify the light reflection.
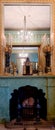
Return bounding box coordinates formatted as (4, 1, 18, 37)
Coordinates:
(19, 53, 28, 58)
(17, 30, 33, 42)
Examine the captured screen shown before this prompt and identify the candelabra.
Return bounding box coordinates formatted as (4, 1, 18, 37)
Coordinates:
(43, 44, 53, 73)
(5, 44, 12, 73)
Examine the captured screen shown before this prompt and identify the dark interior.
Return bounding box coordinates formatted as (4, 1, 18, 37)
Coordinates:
(9, 85, 47, 121)
(26, 66, 30, 75)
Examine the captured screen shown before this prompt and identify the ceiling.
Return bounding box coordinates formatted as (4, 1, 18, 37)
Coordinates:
(4, 5, 51, 30)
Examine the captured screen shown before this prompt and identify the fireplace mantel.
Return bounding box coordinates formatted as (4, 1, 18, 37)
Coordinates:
(1, 74, 55, 78)
(0, 75, 55, 122)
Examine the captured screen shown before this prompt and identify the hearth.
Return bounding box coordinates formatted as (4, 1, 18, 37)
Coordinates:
(9, 85, 47, 122)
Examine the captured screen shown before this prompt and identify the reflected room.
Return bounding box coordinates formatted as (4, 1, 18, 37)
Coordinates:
(4, 4, 51, 76)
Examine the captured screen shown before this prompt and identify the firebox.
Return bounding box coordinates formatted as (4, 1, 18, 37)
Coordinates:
(9, 85, 47, 121)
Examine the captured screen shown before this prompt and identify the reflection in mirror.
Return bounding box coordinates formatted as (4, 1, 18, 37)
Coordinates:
(11, 47, 38, 75)
(4, 4, 51, 75)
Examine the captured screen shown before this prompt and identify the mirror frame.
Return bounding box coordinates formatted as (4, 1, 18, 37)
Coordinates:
(0, 0, 55, 75)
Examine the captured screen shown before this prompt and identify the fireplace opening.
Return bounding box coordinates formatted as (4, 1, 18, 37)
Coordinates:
(9, 85, 47, 122)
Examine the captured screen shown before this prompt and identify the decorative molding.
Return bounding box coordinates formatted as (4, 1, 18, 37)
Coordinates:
(1, 0, 55, 3)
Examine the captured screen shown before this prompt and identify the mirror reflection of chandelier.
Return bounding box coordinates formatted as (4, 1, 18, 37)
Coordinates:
(18, 16, 33, 43)
(19, 51, 28, 57)
(19, 16, 30, 58)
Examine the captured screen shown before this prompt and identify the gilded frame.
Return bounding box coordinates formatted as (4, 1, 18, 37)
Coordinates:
(0, 0, 55, 75)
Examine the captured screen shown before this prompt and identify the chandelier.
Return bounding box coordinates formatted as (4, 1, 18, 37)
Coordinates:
(18, 16, 33, 43)
(19, 16, 29, 58)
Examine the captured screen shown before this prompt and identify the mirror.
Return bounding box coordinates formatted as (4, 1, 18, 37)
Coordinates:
(4, 4, 51, 75)
(11, 46, 38, 74)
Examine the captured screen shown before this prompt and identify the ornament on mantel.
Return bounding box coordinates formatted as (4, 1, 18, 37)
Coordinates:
(5, 33, 12, 74)
(5, 44, 12, 54)
(42, 36, 53, 73)
(43, 44, 53, 53)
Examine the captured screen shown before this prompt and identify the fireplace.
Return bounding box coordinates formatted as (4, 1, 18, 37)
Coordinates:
(9, 85, 47, 121)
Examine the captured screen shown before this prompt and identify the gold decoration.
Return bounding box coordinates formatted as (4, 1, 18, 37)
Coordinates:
(5, 44, 12, 54)
(43, 44, 53, 53)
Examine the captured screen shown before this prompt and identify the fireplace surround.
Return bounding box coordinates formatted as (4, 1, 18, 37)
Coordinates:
(0, 76, 55, 122)
(9, 85, 47, 121)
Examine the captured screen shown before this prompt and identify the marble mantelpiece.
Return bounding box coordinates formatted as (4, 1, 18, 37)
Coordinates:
(0, 75, 55, 122)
